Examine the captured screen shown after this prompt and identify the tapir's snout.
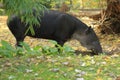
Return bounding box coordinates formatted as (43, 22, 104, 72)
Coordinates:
(91, 44, 103, 55)
(87, 40, 103, 55)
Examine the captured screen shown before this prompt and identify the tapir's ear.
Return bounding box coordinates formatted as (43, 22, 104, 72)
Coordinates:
(85, 26, 91, 34)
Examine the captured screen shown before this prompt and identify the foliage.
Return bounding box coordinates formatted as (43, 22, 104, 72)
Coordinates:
(0, 8, 4, 15)
(0, 40, 75, 58)
(40, 0, 53, 8)
(1, 0, 47, 35)
(0, 40, 16, 57)
(0, 40, 39, 57)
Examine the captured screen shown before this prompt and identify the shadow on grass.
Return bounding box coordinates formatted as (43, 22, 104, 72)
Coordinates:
(75, 50, 99, 56)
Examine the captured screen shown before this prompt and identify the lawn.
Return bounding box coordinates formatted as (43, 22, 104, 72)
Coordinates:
(0, 53, 120, 80)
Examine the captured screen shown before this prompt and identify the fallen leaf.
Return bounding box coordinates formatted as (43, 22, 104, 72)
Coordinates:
(91, 59, 95, 64)
(5, 62, 12, 67)
(50, 68, 59, 72)
(101, 62, 106, 65)
(75, 74, 82, 77)
(72, 47, 78, 50)
(111, 54, 119, 58)
(34, 73, 39, 76)
(25, 69, 33, 73)
(102, 56, 110, 60)
(75, 69, 81, 73)
(96, 77, 102, 80)
(62, 62, 69, 66)
(80, 62, 86, 66)
(97, 68, 102, 75)
(116, 76, 120, 80)
(76, 78, 84, 80)
(8, 75, 15, 80)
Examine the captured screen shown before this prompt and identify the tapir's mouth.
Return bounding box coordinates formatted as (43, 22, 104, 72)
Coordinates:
(91, 49, 102, 54)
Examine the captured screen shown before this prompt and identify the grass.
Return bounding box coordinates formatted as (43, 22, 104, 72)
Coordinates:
(0, 52, 120, 80)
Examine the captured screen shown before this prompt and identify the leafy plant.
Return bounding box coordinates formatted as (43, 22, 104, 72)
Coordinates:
(0, 40, 41, 57)
(0, 40, 16, 57)
(1, 0, 47, 35)
(47, 40, 75, 55)
(0, 40, 75, 58)
(0, 8, 5, 15)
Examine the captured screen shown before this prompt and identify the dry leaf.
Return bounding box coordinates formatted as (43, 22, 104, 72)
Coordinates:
(97, 68, 102, 75)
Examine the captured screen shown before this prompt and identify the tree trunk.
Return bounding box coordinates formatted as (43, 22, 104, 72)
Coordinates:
(99, 0, 120, 34)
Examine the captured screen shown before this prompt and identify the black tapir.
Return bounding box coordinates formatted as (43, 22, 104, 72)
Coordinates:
(7, 10, 102, 54)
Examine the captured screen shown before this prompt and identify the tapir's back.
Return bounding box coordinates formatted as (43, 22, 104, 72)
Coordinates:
(32, 10, 76, 39)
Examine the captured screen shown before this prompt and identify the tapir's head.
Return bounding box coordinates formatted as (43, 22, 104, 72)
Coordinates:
(73, 27, 102, 54)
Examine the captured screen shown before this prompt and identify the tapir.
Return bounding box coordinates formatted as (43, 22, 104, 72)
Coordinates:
(7, 10, 102, 54)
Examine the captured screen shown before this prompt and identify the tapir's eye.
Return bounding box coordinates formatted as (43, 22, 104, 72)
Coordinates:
(81, 42, 84, 45)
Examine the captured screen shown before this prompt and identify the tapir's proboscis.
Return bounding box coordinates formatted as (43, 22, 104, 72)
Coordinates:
(7, 10, 102, 55)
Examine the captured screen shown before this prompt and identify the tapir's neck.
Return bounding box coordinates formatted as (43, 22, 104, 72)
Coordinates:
(75, 19, 88, 33)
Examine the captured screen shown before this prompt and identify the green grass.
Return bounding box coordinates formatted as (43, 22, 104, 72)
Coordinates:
(0, 53, 120, 80)
(0, 41, 120, 80)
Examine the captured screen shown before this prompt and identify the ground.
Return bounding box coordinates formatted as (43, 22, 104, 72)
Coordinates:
(0, 15, 120, 55)
(0, 14, 120, 80)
